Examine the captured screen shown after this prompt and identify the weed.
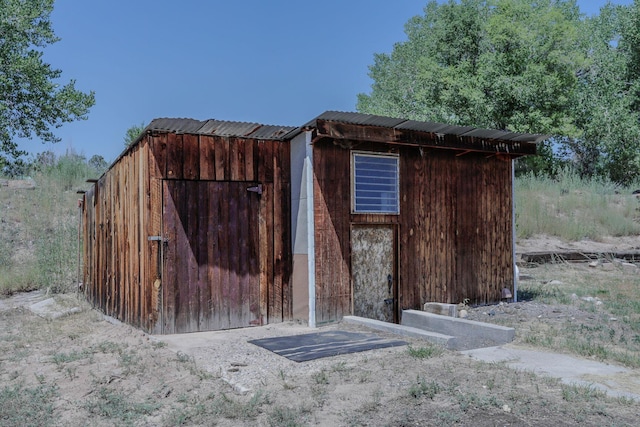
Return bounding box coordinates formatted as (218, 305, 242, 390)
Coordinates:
(331, 361, 348, 372)
(436, 411, 461, 425)
(65, 366, 77, 380)
(359, 390, 382, 413)
(119, 349, 142, 375)
(83, 386, 160, 424)
(268, 405, 310, 427)
(310, 384, 328, 408)
(407, 344, 443, 359)
(175, 351, 193, 364)
(51, 348, 92, 369)
(456, 391, 502, 412)
(94, 340, 123, 354)
(561, 383, 606, 402)
(0, 383, 58, 427)
(211, 390, 267, 420)
(312, 370, 329, 385)
(358, 370, 372, 383)
(409, 376, 441, 399)
(151, 340, 168, 349)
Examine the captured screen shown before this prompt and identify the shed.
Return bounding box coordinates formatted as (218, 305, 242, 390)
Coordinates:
(82, 118, 295, 334)
(289, 112, 544, 326)
(82, 111, 543, 334)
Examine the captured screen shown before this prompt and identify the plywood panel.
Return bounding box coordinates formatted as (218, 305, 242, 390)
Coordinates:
(352, 225, 395, 322)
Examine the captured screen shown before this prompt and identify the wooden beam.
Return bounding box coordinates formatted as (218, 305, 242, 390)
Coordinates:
(314, 119, 537, 156)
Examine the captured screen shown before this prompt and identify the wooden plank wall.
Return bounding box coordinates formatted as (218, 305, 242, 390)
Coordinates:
(82, 141, 151, 330)
(83, 132, 292, 334)
(155, 133, 291, 332)
(83, 132, 292, 333)
(312, 140, 514, 323)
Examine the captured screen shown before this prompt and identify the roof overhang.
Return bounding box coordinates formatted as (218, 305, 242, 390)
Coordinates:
(299, 111, 547, 157)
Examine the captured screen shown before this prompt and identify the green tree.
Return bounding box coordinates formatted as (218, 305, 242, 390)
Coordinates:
(88, 154, 108, 174)
(357, 0, 584, 175)
(123, 122, 146, 147)
(570, 2, 640, 184)
(0, 0, 95, 168)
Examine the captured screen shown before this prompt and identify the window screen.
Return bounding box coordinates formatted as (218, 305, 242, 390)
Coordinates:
(352, 153, 399, 214)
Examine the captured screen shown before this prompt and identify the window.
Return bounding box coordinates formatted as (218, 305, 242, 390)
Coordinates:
(352, 152, 399, 214)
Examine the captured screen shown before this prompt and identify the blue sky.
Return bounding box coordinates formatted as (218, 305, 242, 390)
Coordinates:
(22, 0, 634, 163)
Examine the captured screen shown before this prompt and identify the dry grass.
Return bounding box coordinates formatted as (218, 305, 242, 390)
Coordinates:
(515, 170, 640, 240)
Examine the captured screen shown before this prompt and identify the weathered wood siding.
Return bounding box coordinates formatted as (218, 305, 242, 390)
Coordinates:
(83, 132, 291, 334)
(312, 140, 514, 323)
(83, 142, 152, 330)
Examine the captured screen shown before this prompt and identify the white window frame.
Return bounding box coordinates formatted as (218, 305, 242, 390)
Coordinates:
(351, 151, 400, 214)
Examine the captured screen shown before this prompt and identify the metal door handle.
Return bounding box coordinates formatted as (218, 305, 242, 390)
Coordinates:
(387, 274, 393, 294)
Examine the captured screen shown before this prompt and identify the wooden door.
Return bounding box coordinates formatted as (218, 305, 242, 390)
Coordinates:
(162, 180, 263, 333)
(351, 225, 396, 323)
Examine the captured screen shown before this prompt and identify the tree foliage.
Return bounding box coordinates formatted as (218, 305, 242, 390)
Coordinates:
(0, 0, 95, 168)
(358, 0, 640, 183)
(571, 2, 640, 184)
(123, 122, 146, 147)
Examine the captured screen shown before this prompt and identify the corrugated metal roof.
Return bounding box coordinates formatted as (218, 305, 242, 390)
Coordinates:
(145, 118, 296, 141)
(142, 111, 548, 144)
(303, 111, 548, 144)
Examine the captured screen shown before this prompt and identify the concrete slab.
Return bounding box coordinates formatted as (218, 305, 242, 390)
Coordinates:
(401, 309, 515, 350)
(342, 316, 457, 348)
(28, 297, 82, 320)
(423, 302, 458, 317)
(462, 345, 640, 400)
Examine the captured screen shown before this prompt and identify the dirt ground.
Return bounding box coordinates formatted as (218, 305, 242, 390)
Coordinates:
(0, 296, 635, 427)
(1, 237, 640, 426)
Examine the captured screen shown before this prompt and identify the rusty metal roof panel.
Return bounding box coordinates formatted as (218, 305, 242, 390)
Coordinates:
(396, 120, 476, 136)
(305, 111, 548, 144)
(198, 120, 262, 137)
(145, 118, 296, 140)
(147, 118, 205, 134)
(303, 111, 406, 128)
(248, 124, 297, 140)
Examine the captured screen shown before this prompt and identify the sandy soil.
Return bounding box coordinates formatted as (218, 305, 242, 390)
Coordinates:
(2, 258, 640, 427)
(516, 234, 640, 254)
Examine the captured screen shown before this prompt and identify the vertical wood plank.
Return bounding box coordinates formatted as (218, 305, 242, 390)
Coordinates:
(271, 153, 283, 323)
(162, 180, 177, 334)
(258, 181, 268, 325)
(182, 133, 200, 180)
(215, 137, 230, 181)
(196, 181, 210, 331)
(165, 133, 183, 180)
(219, 183, 231, 329)
(244, 139, 255, 182)
(199, 135, 215, 180)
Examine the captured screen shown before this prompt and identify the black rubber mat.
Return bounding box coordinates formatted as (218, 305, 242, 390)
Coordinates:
(248, 330, 407, 362)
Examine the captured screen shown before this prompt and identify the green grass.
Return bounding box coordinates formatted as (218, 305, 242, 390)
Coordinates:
(83, 387, 160, 425)
(0, 383, 58, 427)
(515, 169, 640, 240)
(408, 376, 441, 399)
(407, 344, 444, 359)
(514, 264, 640, 367)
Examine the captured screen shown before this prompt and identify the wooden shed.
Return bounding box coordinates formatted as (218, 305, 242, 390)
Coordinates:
(289, 112, 543, 326)
(82, 111, 543, 334)
(82, 118, 295, 334)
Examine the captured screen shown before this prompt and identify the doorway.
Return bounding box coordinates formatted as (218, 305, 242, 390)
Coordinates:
(351, 225, 397, 323)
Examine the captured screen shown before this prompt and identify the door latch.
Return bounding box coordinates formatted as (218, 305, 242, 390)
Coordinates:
(247, 184, 263, 195)
(387, 274, 393, 295)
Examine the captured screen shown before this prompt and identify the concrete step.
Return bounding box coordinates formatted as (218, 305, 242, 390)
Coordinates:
(401, 309, 515, 351)
(342, 316, 457, 349)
